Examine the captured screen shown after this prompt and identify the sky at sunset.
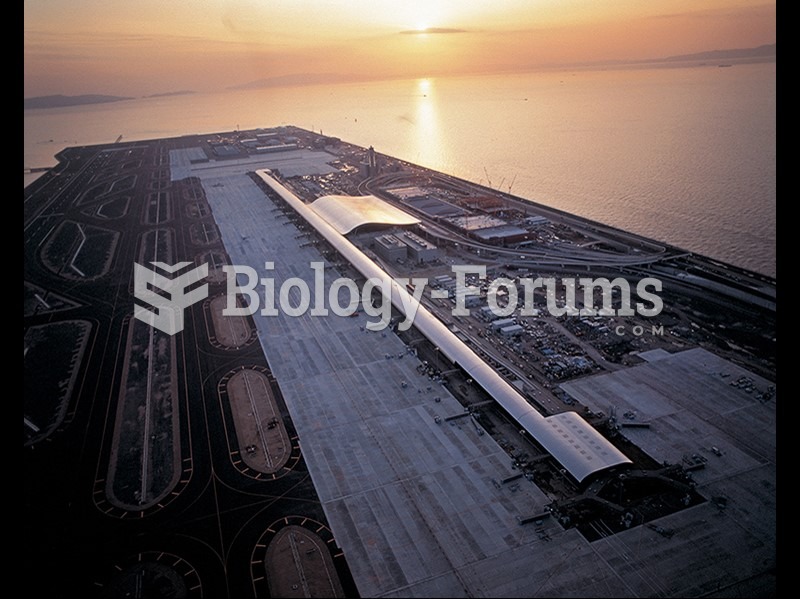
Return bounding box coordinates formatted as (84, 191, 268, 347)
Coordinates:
(24, 0, 775, 98)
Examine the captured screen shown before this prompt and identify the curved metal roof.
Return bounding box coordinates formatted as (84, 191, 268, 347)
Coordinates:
(310, 194, 420, 235)
(256, 170, 631, 483)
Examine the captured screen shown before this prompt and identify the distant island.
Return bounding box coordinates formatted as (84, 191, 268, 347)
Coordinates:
(24, 94, 134, 110)
(144, 90, 196, 98)
(658, 43, 775, 64)
(24, 90, 198, 109)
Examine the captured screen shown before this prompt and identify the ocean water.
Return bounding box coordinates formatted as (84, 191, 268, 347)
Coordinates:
(24, 63, 776, 277)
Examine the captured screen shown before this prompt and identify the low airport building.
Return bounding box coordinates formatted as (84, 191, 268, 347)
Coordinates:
(489, 317, 517, 330)
(398, 231, 439, 263)
(479, 305, 501, 321)
(445, 214, 531, 244)
(453, 286, 483, 308)
(374, 234, 407, 263)
(500, 324, 525, 338)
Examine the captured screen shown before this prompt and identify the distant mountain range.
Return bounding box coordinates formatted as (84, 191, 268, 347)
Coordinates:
(24, 94, 134, 110)
(144, 90, 196, 98)
(540, 43, 776, 72)
(653, 43, 775, 64)
(24, 90, 197, 109)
